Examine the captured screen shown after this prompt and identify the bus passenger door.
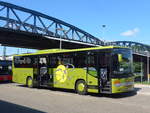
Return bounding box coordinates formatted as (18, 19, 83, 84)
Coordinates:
(86, 52, 99, 93)
(98, 52, 111, 93)
(38, 56, 51, 86)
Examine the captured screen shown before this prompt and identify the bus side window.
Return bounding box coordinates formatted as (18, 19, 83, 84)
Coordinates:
(74, 52, 86, 68)
(49, 54, 60, 68)
(14, 56, 32, 68)
(33, 57, 38, 68)
(39, 57, 47, 67)
(61, 53, 74, 67)
(99, 53, 110, 67)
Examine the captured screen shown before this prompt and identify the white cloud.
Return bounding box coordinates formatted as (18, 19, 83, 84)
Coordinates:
(120, 28, 139, 37)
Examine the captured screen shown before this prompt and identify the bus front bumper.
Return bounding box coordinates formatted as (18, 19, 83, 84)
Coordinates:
(111, 77, 134, 93)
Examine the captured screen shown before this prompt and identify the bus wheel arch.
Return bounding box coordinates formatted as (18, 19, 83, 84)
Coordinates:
(26, 76, 33, 88)
(75, 79, 87, 95)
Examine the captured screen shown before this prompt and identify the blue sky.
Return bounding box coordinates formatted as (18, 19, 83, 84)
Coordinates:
(1, 0, 150, 55)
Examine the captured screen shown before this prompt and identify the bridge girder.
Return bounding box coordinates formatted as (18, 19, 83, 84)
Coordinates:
(0, 27, 93, 49)
(0, 1, 104, 47)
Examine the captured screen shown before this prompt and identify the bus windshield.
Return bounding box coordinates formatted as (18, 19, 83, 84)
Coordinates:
(112, 48, 132, 75)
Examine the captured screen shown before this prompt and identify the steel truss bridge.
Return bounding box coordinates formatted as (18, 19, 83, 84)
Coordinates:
(0, 1, 150, 55)
(0, 1, 104, 49)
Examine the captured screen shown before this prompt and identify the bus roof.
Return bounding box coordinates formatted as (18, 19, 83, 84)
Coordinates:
(14, 46, 129, 56)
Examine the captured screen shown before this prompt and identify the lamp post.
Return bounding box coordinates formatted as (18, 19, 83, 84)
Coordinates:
(101, 25, 106, 45)
(0, 44, 6, 60)
(56, 28, 66, 49)
(2, 46, 6, 60)
(147, 51, 150, 83)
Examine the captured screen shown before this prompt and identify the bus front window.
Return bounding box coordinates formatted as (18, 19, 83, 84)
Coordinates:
(112, 49, 132, 76)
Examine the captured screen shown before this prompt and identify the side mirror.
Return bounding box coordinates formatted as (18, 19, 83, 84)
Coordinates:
(118, 54, 123, 62)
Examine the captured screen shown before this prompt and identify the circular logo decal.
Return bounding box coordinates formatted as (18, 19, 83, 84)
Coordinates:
(55, 65, 67, 83)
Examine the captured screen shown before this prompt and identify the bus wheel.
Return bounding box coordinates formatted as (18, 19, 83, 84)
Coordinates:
(75, 80, 87, 95)
(27, 77, 33, 88)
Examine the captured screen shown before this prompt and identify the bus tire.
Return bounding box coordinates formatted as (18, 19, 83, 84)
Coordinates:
(75, 80, 87, 95)
(27, 77, 33, 88)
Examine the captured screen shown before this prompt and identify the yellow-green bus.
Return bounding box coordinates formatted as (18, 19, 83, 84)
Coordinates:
(12, 46, 134, 94)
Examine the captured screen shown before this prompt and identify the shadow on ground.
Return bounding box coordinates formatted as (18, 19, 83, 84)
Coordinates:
(17, 84, 141, 98)
(0, 100, 46, 113)
(0, 81, 13, 84)
(89, 87, 141, 98)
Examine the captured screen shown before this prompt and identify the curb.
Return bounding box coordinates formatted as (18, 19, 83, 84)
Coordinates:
(135, 84, 150, 88)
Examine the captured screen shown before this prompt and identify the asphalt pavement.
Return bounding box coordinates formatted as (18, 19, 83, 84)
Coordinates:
(0, 83, 150, 113)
